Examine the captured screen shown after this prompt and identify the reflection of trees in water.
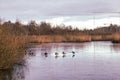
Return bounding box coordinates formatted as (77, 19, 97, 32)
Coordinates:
(0, 69, 12, 80)
(12, 64, 26, 80)
(40, 44, 53, 54)
(0, 63, 26, 80)
(40, 43, 86, 54)
(112, 44, 120, 53)
(61, 43, 87, 53)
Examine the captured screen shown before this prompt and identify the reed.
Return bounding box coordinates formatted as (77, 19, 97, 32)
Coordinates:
(27, 35, 92, 43)
(112, 33, 120, 43)
(0, 31, 28, 69)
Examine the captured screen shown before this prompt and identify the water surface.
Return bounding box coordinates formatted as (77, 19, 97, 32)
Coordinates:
(1, 41, 120, 80)
(25, 42, 120, 80)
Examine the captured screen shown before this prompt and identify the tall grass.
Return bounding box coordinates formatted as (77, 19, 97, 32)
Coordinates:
(27, 35, 114, 43)
(0, 30, 27, 69)
(112, 33, 120, 43)
(27, 35, 92, 43)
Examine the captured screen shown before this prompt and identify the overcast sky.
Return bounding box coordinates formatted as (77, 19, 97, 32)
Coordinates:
(0, 0, 120, 29)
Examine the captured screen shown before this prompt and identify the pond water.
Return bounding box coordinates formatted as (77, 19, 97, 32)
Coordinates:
(1, 41, 120, 80)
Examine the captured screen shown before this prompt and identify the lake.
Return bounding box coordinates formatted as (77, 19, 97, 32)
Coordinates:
(1, 41, 120, 80)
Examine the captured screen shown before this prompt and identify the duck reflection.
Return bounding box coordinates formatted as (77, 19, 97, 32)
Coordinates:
(72, 54, 75, 58)
(0, 63, 26, 80)
(112, 44, 120, 53)
(62, 54, 66, 58)
(55, 56, 59, 59)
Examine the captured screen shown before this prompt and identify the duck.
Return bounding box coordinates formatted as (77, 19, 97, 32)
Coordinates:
(44, 52, 48, 55)
(44, 52, 48, 57)
(29, 50, 34, 55)
(55, 52, 59, 56)
(72, 51, 75, 54)
(62, 52, 66, 54)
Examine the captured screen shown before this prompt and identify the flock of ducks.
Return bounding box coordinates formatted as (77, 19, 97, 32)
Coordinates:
(44, 51, 76, 58)
(28, 50, 76, 58)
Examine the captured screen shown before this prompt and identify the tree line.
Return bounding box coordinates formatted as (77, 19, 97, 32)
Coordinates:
(0, 20, 120, 36)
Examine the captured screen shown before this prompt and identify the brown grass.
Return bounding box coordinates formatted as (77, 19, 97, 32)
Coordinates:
(27, 35, 91, 43)
(112, 33, 120, 43)
(91, 35, 113, 41)
(0, 32, 28, 69)
(27, 33, 120, 43)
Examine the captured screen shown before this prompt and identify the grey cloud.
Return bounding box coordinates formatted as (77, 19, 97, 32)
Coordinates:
(0, 0, 120, 21)
(45, 1, 114, 16)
